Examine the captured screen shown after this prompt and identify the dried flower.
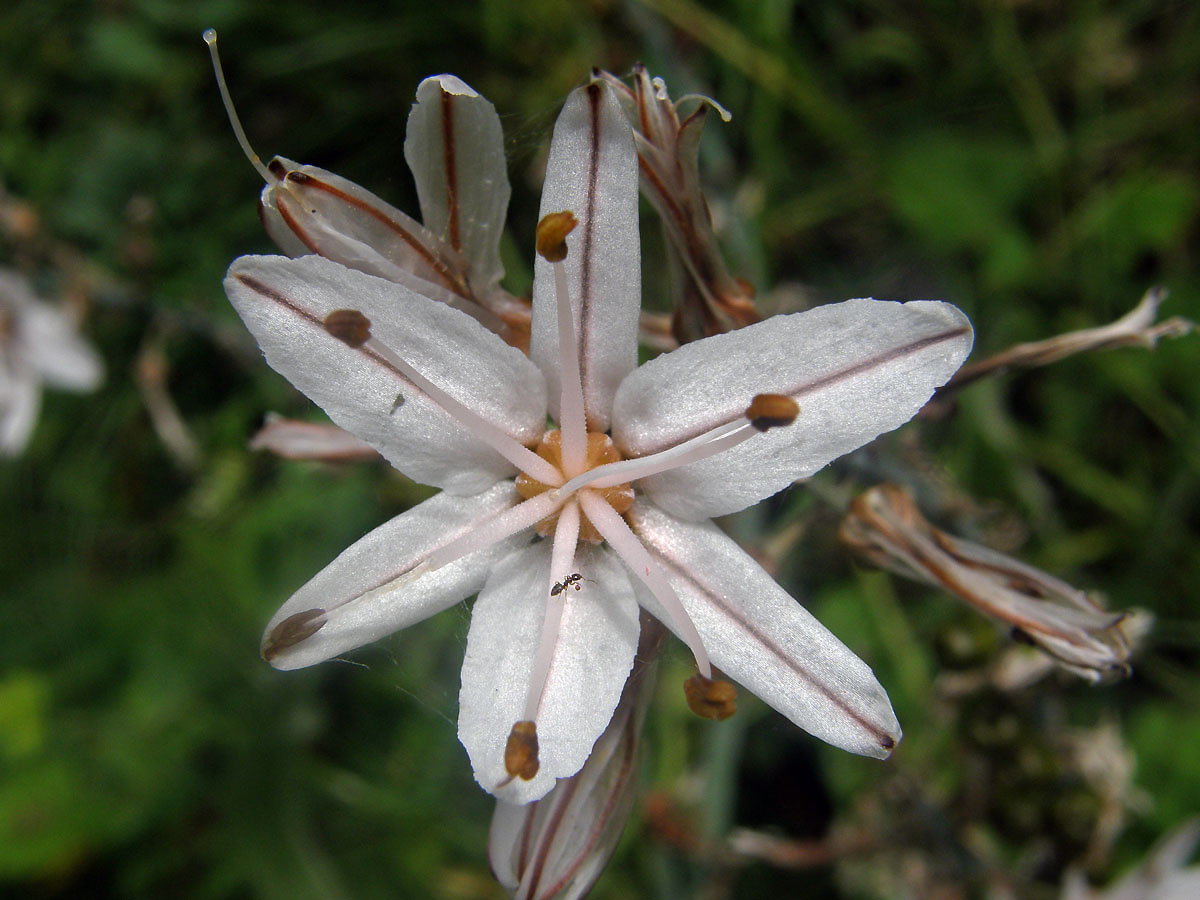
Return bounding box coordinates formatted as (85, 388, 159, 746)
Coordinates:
(841, 483, 1142, 682)
(599, 65, 759, 344)
(938, 286, 1194, 396)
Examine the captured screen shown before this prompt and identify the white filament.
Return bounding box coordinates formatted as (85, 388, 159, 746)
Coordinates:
(203, 29, 274, 184)
(362, 336, 563, 487)
(579, 491, 711, 679)
(554, 261, 588, 478)
(555, 418, 754, 496)
(522, 499, 581, 722)
(420, 492, 562, 573)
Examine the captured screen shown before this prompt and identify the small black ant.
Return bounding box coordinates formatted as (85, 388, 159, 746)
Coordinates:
(550, 573, 584, 597)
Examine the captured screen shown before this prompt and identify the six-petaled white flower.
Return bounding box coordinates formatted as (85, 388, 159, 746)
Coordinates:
(223, 74, 974, 804)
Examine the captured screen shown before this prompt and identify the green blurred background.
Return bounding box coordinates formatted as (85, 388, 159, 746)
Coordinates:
(1, 1, 1197, 898)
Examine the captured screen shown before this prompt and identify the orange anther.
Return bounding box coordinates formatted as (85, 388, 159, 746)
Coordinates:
(504, 720, 540, 780)
(684, 673, 737, 720)
(536, 211, 578, 262)
(746, 393, 799, 431)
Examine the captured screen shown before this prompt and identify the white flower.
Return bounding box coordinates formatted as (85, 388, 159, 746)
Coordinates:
(1063, 819, 1200, 900)
(0, 269, 103, 457)
(223, 75, 974, 804)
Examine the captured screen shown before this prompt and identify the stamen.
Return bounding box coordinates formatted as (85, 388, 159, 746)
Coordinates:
(683, 673, 737, 720)
(557, 394, 800, 496)
(320, 309, 562, 486)
(536, 211, 588, 478)
(504, 721, 540, 780)
(553, 259, 588, 477)
(556, 420, 749, 495)
(578, 491, 712, 679)
(203, 29, 275, 184)
(420, 491, 563, 573)
(522, 500, 581, 722)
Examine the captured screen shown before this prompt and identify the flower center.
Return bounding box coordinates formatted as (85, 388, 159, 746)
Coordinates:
(515, 429, 634, 542)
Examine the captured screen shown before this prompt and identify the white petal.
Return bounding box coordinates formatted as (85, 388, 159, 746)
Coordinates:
(20, 302, 103, 391)
(262, 481, 522, 669)
(0, 370, 40, 456)
(531, 80, 640, 431)
(488, 618, 658, 900)
(459, 543, 639, 804)
(629, 500, 902, 758)
(614, 298, 973, 519)
(405, 75, 510, 297)
(225, 254, 547, 494)
(260, 159, 502, 327)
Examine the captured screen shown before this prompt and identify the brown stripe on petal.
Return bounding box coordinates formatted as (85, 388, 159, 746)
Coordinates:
(578, 83, 603, 423)
(282, 169, 469, 298)
(441, 88, 461, 251)
(233, 274, 323, 328)
(273, 193, 324, 255)
(262, 608, 327, 661)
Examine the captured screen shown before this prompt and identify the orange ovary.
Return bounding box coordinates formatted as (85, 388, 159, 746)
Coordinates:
(515, 430, 634, 542)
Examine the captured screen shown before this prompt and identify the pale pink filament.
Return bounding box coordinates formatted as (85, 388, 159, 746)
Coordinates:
(553, 261, 588, 478)
(579, 491, 712, 679)
(522, 499, 582, 722)
(556, 418, 756, 496)
(362, 335, 563, 487)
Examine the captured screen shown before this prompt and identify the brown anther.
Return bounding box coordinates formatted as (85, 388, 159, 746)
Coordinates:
(684, 673, 737, 720)
(284, 169, 316, 186)
(262, 608, 327, 662)
(536, 211, 578, 262)
(746, 393, 799, 431)
(504, 720, 540, 780)
(324, 309, 371, 347)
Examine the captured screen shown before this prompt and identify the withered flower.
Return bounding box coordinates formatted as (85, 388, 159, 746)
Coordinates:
(599, 65, 760, 344)
(841, 484, 1141, 682)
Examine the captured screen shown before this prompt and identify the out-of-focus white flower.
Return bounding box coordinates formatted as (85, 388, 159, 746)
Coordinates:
(223, 73, 973, 807)
(1063, 819, 1200, 900)
(0, 269, 103, 456)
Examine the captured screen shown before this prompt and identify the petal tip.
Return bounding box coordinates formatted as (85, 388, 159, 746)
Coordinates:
(419, 73, 479, 98)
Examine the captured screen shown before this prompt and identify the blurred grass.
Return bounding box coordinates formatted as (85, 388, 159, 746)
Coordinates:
(1, 1, 1198, 898)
